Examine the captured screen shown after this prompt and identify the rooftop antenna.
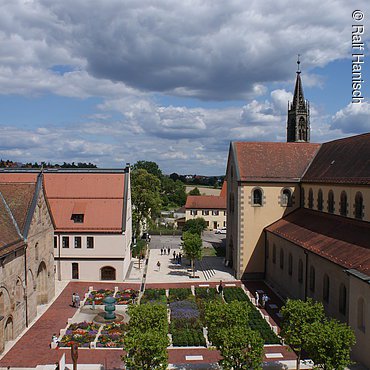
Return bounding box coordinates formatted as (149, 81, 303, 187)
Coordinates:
(297, 54, 301, 74)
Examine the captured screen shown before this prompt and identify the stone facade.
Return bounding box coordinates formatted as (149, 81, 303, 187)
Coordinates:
(0, 181, 54, 353)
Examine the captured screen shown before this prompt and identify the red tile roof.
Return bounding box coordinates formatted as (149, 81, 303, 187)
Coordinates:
(220, 181, 227, 198)
(266, 209, 370, 275)
(0, 173, 38, 183)
(303, 133, 370, 185)
(233, 142, 320, 182)
(185, 195, 226, 210)
(43, 173, 125, 233)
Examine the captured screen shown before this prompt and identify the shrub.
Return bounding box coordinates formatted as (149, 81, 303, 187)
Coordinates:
(168, 288, 192, 302)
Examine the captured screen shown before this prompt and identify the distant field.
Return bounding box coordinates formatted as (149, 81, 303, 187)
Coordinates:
(186, 186, 221, 196)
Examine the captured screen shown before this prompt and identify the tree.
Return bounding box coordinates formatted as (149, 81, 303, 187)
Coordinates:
(306, 319, 355, 370)
(189, 187, 201, 196)
(131, 169, 162, 238)
(127, 303, 168, 334)
(123, 329, 169, 370)
(218, 326, 264, 370)
(161, 176, 186, 207)
(204, 300, 251, 347)
(280, 298, 325, 370)
(132, 160, 163, 178)
(182, 218, 207, 235)
(123, 303, 169, 369)
(181, 231, 202, 278)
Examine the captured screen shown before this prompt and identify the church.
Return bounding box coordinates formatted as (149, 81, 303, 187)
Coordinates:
(225, 61, 370, 367)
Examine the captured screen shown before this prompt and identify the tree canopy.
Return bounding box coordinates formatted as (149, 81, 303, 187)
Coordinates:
(189, 187, 201, 196)
(181, 231, 203, 277)
(182, 218, 207, 235)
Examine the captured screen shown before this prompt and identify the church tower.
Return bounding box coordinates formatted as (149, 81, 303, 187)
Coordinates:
(287, 56, 310, 142)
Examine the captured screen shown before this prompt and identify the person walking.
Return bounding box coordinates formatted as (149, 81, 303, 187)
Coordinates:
(72, 292, 76, 307)
(157, 260, 161, 271)
(161, 248, 163, 255)
(179, 253, 182, 264)
(168, 247, 170, 255)
(218, 280, 224, 297)
(255, 291, 260, 307)
(173, 251, 176, 260)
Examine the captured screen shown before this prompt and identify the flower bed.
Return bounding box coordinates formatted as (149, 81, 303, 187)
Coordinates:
(115, 289, 138, 305)
(97, 322, 126, 348)
(141, 288, 167, 304)
(168, 288, 192, 302)
(84, 289, 114, 305)
(223, 287, 280, 344)
(195, 287, 221, 323)
(59, 321, 100, 347)
(169, 299, 205, 347)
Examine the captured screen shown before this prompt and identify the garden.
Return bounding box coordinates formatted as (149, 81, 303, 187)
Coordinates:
(59, 321, 127, 348)
(84, 288, 139, 305)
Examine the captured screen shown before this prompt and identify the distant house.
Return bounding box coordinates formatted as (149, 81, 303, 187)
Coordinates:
(0, 167, 132, 282)
(0, 173, 55, 353)
(185, 182, 227, 230)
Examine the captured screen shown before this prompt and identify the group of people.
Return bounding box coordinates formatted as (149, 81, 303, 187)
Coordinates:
(255, 291, 269, 308)
(160, 247, 170, 255)
(173, 251, 182, 264)
(71, 292, 81, 307)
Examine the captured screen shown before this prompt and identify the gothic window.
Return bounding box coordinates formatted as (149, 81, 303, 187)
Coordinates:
(280, 248, 284, 270)
(357, 297, 365, 332)
(301, 187, 305, 207)
(308, 188, 314, 209)
(339, 284, 347, 315)
(281, 188, 292, 207)
(340, 191, 348, 216)
(323, 274, 330, 303)
(252, 188, 263, 206)
(309, 266, 315, 292)
(298, 259, 303, 283)
(272, 244, 276, 264)
(317, 189, 323, 211)
(288, 253, 293, 276)
(355, 192, 364, 219)
(298, 117, 306, 141)
(328, 190, 335, 213)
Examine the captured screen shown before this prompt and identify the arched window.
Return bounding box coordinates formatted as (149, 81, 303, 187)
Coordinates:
(281, 188, 292, 207)
(323, 274, 330, 303)
(340, 191, 348, 216)
(101, 266, 116, 281)
(309, 266, 315, 292)
(355, 192, 363, 219)
(15, 278, 23, 304)
(301, 187, 305, 207)
(280, 249, 284, 270)
(272, 244, 276, 264)
(288, 253, 293, 276)
(308, 188, 313, 209)
(328, 190, 335, 213)
(357, 297, 365, 332)
(298, 259, 303, 283)
(298, 117, 306, 141)
(317, 189, 323, 211)
(252, 188, 263, 206)
(339, 284, 347, 315)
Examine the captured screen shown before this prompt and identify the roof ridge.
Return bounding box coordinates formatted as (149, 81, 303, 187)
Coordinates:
(0, 190, 23, 241)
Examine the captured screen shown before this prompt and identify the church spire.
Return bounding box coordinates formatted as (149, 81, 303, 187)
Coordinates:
(287, 55, 310, 142)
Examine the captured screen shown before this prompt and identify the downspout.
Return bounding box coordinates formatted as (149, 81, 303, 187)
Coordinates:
(24, 245, 28, 327)
(264, 230, 267, 280)
(58, 234, 61, 281)
(304, 250, 308, 300)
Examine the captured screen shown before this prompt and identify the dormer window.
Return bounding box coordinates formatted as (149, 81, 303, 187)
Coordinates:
(71, 214, 84, 223)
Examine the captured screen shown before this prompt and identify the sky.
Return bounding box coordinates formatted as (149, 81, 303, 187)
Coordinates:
(0, 0, 369, 175)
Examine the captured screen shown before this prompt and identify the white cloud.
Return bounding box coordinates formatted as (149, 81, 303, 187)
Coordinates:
(331, 102, 370, 133)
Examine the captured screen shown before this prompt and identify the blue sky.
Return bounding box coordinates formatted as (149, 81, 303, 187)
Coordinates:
(0, 0, 369, 175)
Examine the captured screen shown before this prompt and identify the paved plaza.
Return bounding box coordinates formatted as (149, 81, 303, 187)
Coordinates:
(0, 233, 307, 370)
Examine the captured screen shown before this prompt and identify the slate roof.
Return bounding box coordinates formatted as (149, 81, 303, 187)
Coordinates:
(232, 142, 320, 182)
(0, 182, 36, 255)
(303, 133, 370, 185)
(266, 208, 370, 276)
